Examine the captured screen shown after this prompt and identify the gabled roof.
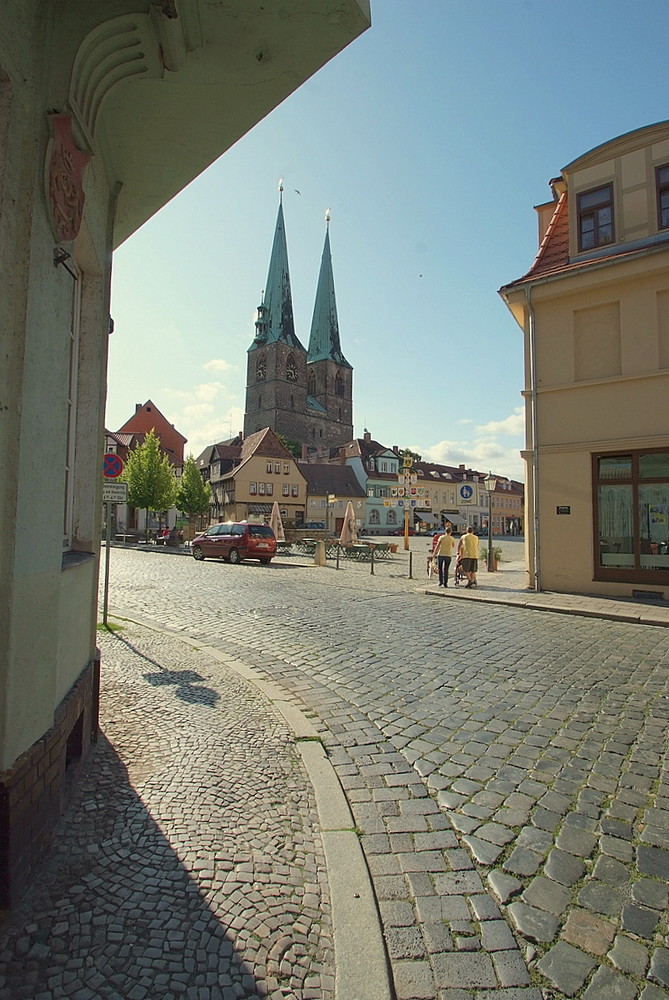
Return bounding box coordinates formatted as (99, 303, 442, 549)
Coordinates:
(240, 426, 294, 462)
(116, 399, 187, 443)
(298, 463, 366, 497)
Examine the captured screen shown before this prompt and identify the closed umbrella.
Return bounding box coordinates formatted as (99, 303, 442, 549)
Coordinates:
(338, 501, 358, 545)
(269, 501, 285, 542)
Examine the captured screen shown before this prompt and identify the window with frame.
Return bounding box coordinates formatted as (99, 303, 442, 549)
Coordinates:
(274, 462, 280, 474)
(266, 483, 273, 496)
(593, 449, 669, 582)
(291, 484, 299, 497)
(283, 463, 290, 474)
(369, 509, 380, 524)
(249, 482, 257, 495)
(657, 165, 669, 230)
(266, 461, 272, 474)
(282, 484, 289, 496)
(578, 184, 614, 251)
(258, 483, 265, 495)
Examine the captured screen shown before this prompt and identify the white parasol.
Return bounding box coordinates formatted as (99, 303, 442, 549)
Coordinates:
(269, 501, 285, 542)
(338, 501, 358, 546)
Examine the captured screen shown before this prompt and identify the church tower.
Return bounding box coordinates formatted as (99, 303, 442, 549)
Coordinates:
(244, 182, 308, 441)
(243, 190, 353, 451)
(305, 209, 353, 449)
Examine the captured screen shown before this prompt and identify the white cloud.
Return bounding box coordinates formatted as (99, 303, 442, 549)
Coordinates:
(203, 358, 235, 373)
(419, 407, 526, 481)
(474, 407, 524, 437)
(181, 408, 245, 460)
(169, 381, 225, 404)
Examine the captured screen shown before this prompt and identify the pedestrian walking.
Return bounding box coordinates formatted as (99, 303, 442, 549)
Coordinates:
(433, 527, 455, 587)
(458, 526, 479, 588)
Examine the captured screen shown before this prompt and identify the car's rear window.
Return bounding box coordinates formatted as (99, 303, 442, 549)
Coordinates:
(249, 525, 274, 538)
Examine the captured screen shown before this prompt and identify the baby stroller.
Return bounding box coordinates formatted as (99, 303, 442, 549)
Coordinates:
(454, 556, 465, 587)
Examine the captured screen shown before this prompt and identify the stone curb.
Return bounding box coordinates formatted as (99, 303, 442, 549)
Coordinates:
(423, 587, 669, 628)
(108, 613, 394, 1000)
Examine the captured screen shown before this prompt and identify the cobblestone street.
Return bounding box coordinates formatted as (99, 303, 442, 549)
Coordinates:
(3, 544, 669, 999)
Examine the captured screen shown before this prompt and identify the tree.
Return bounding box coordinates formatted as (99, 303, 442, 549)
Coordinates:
(175, 455, 212, 529)
(397, 447, 422, 463)
(277, 433, 301, 458)
(121, 429, 177, 538)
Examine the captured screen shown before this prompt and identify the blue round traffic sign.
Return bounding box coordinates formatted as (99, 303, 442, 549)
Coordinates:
(103, 453, 124, 479)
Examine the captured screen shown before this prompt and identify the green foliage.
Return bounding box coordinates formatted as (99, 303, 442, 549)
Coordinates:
(175, 455, 212, 517)
(121, 429, 177, 528)
(397, 447, 422, 462)
(277, 433, 301, 458)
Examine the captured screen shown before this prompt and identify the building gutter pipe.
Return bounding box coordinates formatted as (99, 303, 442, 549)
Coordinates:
(525, 283, 540, 592)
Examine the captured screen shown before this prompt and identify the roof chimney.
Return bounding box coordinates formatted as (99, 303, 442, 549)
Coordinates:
(135, 403, 142, 413)
(363, 430, 371, 444)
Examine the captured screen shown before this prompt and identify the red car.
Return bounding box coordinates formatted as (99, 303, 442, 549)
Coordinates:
(191, 522, 277, 564)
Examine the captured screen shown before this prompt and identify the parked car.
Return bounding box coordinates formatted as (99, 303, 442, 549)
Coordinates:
(298, 521, 326, 530)
(388, 526, 415, 536)
(191, 522, 276, 564)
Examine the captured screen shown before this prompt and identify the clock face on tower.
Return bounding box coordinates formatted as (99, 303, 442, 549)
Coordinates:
(286, 362, 298, 381)
(256, 358, 266, 381)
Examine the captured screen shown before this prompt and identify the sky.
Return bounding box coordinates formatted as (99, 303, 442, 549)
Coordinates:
(106, 0, 669, 483)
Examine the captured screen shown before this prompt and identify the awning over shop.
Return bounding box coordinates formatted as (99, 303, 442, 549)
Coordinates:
(415, 511, 440, 525)
(248, 503, 273, 514)
(444, 514, 467, 526)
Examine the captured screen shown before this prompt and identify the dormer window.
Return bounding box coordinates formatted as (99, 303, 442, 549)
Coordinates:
(657, 165, 669, 230)
(578, 184, 614, 251)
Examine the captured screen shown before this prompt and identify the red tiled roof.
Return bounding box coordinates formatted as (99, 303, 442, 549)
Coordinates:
(524, 193, 569, 279)
(503, 189, 669, 289)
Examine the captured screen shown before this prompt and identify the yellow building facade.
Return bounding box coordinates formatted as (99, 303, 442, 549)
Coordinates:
(500, 122, 669, 597)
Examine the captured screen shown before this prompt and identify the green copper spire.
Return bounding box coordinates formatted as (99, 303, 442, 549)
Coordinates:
(307, 210, 351, 367)
(250, 180, 305, 351)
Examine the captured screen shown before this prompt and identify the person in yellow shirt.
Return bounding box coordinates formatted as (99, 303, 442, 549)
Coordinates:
(458, 526, 479, 589)
(433, 526, 455, 586)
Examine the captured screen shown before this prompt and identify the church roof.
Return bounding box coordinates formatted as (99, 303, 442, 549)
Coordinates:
(249, 197, 305, 352)
(307, 220, 351, 367)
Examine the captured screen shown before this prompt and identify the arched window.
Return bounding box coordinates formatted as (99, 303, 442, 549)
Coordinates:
(369, 509, 380, 524)
(335, 372, 344, 396)
(290, 394, 294, 408)
(307, 370, 316, 395)
(386, 509, 397, 525)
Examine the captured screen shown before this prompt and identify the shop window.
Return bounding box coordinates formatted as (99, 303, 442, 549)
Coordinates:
(594, 449, 669, 582)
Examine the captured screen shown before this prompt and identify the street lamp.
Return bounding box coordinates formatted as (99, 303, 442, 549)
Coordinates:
(484, 472, 497, 572)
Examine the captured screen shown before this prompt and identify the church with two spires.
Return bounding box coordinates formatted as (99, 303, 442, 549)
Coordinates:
(243, 185, 353, 455)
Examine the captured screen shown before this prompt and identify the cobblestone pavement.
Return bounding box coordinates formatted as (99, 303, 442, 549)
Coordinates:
(89, 546, 669, 999)
(0, 625, 334, 1000)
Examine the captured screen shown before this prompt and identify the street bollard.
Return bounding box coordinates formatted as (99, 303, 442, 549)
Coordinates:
(336, 544, 340, 570)
(408, 550, 413, 579)
(370, 546, 375, 576)
(314, 540, 327, 566)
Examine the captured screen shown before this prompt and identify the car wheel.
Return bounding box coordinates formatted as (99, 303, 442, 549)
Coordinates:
(260, 558, 271, 565)
(229, 547, 241, 564)
(192, 546, 205, 561)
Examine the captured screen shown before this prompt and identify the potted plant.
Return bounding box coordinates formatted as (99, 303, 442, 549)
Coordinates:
(481, 546, 502, 570)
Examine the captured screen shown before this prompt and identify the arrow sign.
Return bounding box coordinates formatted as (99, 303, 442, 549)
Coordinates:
(103, 453, 124, 479)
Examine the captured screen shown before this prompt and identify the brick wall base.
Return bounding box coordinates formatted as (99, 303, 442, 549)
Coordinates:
(0, 651, 101, 911)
